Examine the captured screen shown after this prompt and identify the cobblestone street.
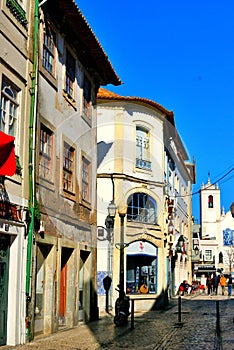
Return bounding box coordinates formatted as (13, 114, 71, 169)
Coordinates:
(4, 294, 234, 350)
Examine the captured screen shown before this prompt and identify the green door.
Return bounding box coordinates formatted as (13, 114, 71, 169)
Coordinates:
(0, 236, 10, 345)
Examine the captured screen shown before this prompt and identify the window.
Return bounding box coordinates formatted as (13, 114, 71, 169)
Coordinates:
(126, 241, 158, 294)
(39, 124, 53, 180)
(127, 193, 157, 224)
(82, 156, 91, 203)
(63, 142, 75, 192)
(6, 0, 28, 27)
(0, 77, 19, 137)
(204, 250, 213, 261)
(208, 195, 213, 208)
(82, 75, 92, 119)
(175, 175, 179, 193)
(42, 24, 55, 75)
(135, 126, 151, 170)
(65, 50, 75, 98)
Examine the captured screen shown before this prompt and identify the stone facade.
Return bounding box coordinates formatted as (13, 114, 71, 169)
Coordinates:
(0, 0, 120, 345)
(0, 0, 32, 345)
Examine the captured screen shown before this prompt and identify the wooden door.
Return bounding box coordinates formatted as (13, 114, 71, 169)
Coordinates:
(59, 262, 67, 325)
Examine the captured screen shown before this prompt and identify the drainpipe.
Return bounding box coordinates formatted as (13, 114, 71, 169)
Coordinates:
(25, 0, 39, 340)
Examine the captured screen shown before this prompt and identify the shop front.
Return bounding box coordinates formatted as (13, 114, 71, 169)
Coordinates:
(194, 264, 217, 280)
(126, 241, 158, 295)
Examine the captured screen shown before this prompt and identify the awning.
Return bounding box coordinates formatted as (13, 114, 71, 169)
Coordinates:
(0, 131, 16, 176)
(194, 265, 216, 273)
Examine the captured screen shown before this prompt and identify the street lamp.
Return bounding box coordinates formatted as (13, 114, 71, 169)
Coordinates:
(98, 201, 116, 313)
(194, 246, 200, 256)
(118, 206, 127, 293)
(105, 200, 117, 278)
(108, 201, 117, 217)
(175, 235, 185, 253)
(105, 201, 117, 240)
(230, 202, 234, 218)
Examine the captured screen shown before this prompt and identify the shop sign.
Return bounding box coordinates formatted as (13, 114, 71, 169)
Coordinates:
(196, 265, 215, 271)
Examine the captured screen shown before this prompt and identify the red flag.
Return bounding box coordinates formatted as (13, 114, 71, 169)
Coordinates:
(0, 131, 16, 176)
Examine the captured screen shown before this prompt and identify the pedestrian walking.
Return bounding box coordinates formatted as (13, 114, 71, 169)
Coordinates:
(227, 274, 232, 296)
(212, 274, 220, 295)
(219, 274, 227, 295)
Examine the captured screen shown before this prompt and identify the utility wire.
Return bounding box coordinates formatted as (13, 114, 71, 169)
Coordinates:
(209, 164, 234, 184)
(174, 166, 234, 199)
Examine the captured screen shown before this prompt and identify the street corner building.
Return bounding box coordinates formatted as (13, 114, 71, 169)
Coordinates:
(0, 0, 120, 346)
(96, 89, 196, 313)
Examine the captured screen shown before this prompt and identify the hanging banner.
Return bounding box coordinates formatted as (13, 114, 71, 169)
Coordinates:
(0, 131, 16, 176)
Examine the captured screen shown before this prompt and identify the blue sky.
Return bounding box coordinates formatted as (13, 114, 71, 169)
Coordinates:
(76, 0, 234, 221)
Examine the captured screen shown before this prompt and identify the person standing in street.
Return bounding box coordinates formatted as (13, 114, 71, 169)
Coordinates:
(220, 274, 227, 295)
(212, 274, 220, 295)
(200, 275, 207, 294)
(207, 275, 213, 295)
(227, 274, 232, 296)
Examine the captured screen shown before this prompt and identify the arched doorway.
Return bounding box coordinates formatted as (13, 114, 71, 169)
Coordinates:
(126, 241, 158, 294)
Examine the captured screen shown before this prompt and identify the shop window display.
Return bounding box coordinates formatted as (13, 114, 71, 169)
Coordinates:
(126, 241, 158, 294)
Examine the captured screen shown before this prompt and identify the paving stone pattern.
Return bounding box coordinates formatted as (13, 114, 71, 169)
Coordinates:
(4, 295, 234, 350)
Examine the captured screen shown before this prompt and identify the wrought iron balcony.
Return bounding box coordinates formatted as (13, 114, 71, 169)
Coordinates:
(6, 0, 28, 28)
(136, 158, 152, 171)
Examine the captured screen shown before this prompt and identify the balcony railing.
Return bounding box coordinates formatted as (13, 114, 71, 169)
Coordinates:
(127, 208, 157, 225)
(136, 158, 152, 171)
(6, 0, 28, 28)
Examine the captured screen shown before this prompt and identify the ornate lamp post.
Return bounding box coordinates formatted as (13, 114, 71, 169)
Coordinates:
(175, 235, 185, 253)
(105, 200, 116, 277)
(118, 206, 127, 293)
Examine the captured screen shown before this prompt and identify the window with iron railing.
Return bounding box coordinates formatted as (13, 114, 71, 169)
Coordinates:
(6, 0, 28, 27)
(136, 126, 151, 170)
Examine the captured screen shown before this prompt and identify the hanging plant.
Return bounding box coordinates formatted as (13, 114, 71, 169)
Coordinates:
(16, 156, 22, 176)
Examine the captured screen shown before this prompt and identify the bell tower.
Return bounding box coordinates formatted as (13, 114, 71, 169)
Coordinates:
(200, 176, 220, 239)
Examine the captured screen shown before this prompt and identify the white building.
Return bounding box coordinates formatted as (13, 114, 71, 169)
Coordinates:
(164, 130, 195, 295)
(96, 88, 195, 312)
(193, 178, 234, 279)
(219, 209, 234, 274)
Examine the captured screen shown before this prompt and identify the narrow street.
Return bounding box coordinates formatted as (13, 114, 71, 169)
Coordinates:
(4, 294, 234, 350)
